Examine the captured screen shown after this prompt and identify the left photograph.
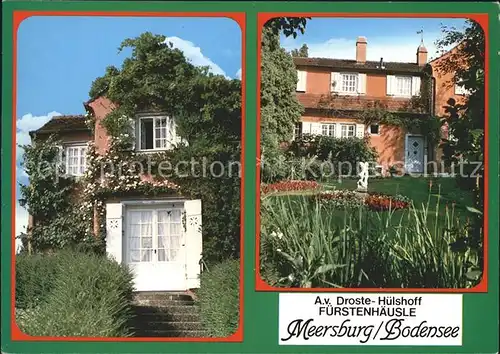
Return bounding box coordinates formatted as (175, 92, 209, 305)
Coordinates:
(14, 14, 243, 339)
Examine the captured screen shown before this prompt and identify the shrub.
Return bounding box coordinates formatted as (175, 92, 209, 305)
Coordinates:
(15, 252, 63, 310)
(197, 259, 239, 337)
(288, 135, 378, 176)
(18, 251, 135, 337)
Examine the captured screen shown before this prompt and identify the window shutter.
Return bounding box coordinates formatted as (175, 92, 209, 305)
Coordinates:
(105, 202, 124, 263)
(386, 75, 395, 95)
(296, 70, 306, 92)
(184, 199, 202, 289)
(56, 145, 64, 174)
(356, 124, 365, 138)
(334, 123, 342, 138)
(301, 122, 311, 135)
(129, 117, 136, 151)
(331, 72, 340, 92)
(411, 76, 421, 96)
(310, 123, 322, 136)
(358, 73, 367, 94)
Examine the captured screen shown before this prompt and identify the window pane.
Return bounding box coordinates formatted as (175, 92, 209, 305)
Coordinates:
(171, 210, 181, 222)
(158, 249, 166, 262)
(141, 119, 154, 149)
(141, 237, 152, 248)
(130, 250, 140, 262)
(129, 237, 140, 249)
(170, 249, 179, 262)
(141, 249, 152, 262)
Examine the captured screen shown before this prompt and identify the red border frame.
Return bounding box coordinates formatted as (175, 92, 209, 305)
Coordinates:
(11, 10, 245, 342)
(255, 12, 489, 293)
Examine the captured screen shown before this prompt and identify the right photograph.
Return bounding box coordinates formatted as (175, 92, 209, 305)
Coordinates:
(257, 16, 486, 290)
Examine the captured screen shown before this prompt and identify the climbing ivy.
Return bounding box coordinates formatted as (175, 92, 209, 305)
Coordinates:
(19, 136, 95, 252)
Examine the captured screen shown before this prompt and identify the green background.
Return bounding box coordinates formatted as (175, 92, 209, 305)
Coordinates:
(2, 1, 499, 353)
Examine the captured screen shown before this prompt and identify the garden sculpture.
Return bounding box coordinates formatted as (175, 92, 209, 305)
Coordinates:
(357, 161, 369, 191)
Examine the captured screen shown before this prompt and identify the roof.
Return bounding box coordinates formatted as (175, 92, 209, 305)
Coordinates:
(293, 57, 425, 74)
(296, 93, 425, 114)
(29, 115, 89, 137)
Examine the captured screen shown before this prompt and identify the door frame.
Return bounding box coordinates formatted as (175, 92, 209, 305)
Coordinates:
(404, 133, 427, 174)
(122, 199, 188, 291)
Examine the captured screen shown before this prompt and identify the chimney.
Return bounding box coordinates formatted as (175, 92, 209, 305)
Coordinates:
(356, 36, 367, 63)
(417, 43, 428, 66)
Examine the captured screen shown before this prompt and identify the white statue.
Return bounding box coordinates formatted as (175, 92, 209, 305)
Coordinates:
(357, 161, 369, 191)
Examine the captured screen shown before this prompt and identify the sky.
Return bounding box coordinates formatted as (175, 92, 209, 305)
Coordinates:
(15, 16, 242, 241)
(281, 18, 468, 62)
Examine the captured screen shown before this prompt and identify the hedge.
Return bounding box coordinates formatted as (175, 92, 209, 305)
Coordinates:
(197, 259, 239, 337)
(16, 251, 135, 337)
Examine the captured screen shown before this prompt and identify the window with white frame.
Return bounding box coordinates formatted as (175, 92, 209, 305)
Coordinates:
(65, 144, 87, 176)
(341, 73, 358, 93)
(340, 124, 356, 138)
(394, 76, 412, 96)
(321, 124, 336, 137)
(139, 116, 174, 151)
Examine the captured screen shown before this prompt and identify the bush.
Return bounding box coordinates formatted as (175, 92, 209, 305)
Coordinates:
(289, 135, 378, 176)
(15, 253, 63, 310)
(197, 259, 239, 337)
(17, 251, 135, 337)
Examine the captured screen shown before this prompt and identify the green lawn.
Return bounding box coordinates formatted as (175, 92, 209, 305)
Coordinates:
(264, 176, 474, 226)
(321, 176, 474, 214)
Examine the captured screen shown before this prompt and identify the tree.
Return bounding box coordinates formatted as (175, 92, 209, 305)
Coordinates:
(260, 18, 308, 175)
(291, 44, 309, 57)
(434, 20, 485, 281)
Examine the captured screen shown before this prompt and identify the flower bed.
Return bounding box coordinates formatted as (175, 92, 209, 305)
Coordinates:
(261, 180, 320, 195)
(315, 190, 411, 211)
(365, 193, 411, 211)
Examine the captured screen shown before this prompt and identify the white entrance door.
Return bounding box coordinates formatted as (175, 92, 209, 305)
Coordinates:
(405, 135, 425, 173)
(125, 206, 186, 291)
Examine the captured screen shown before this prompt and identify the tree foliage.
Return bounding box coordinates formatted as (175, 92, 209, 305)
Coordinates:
(260, 18, 308, 168)
(290, 44, 309, 58)
(434, 19, 485, 277)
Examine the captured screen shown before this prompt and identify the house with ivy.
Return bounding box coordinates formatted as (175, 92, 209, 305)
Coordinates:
(292, 36, 468, 174)
(28, 95, 203, 293)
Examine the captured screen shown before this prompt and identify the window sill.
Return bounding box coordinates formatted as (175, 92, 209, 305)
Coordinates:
(331, 91, 365, 96)
(136, 149, 172, 154)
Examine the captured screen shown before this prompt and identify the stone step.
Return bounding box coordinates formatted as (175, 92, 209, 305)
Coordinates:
(133, 305, 200, 315)
(132, 329, 207, 338)
(133, 292, 193, 301)
(134, 299, 195, 307)
(132, 311, 201, 322)
(131, 321, 204, 331)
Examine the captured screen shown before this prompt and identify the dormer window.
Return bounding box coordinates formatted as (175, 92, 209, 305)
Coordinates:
(138, 115, 175, 151)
